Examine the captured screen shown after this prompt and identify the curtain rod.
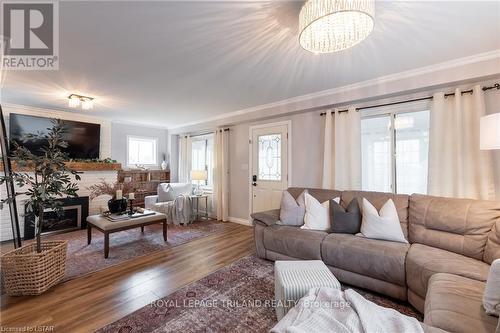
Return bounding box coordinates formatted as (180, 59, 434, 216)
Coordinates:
(182, 128, 230, 138)
(320, 83, 500, 116)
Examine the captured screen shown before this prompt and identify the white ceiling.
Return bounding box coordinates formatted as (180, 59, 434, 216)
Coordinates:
(2, 1, 499, 128)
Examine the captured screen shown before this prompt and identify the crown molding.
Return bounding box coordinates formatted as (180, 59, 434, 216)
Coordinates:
(1, 103, 111, 124)
(169, 50, 500, 131)
(1, 103, 169, 130)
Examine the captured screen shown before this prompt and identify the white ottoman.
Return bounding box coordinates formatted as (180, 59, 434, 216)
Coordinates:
(274, 260, 341, 320)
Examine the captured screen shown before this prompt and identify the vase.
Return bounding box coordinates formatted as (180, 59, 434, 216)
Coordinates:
(161, 160, 168, 170)
(108, 198, 128, 213)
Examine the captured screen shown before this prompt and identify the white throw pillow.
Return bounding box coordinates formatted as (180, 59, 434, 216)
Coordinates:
(157, 183, 192, 202)
(301, 194, 339, 231)
(157, 183, 172, 202)
(483, 259, 500, 317)
(358, 198, 408, 243)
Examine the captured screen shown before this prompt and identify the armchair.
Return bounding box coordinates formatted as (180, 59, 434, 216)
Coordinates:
(145, 183, 194, 225)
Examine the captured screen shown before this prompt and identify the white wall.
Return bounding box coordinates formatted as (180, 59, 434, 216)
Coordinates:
(111, 122, 168, 167)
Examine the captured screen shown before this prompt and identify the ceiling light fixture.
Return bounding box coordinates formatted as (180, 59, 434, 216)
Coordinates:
(68, 94, 94, 110)
(299, 0, 375, 54)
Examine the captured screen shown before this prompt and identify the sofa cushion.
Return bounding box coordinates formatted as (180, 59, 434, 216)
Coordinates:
(406, 243, 490, 298)
(321, 233, 410, 286)
(278, 190, 307, 226)
(409, 194, 500, 261)
(425, 273, 498, 333)
(262, 225, 326, 260)
(359, 198, 408, 243)
(341, 190, 410, 239)
(330, 198, 361, 234)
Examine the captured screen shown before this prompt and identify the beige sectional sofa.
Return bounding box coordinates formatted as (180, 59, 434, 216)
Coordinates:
(252, 188, 500, 333)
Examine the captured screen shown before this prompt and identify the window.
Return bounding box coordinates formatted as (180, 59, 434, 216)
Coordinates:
(191, 135, 214, 189)
(361, 106, 430, 195)
(258, 133, 282, 181)
(127, 136, 158, 166)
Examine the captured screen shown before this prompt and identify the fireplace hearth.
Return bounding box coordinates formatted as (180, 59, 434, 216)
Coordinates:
(24, 196, 89, 240)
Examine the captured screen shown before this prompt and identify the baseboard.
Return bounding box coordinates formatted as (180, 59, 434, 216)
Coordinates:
(227, 216, 252, 226)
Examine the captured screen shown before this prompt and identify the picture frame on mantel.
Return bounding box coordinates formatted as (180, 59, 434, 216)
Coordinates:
(0, 105, 23, 248)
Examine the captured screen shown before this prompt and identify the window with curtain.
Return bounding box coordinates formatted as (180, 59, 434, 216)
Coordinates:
(191, 135, 214, 190)
(127, 136, 158, 166)
(361, 107, 430, 194)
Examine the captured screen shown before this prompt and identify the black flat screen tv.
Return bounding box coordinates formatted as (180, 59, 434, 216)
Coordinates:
(9, 114, 101, 159)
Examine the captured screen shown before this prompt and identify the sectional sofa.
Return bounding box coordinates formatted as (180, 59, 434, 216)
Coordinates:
(252, 188, 500, 333)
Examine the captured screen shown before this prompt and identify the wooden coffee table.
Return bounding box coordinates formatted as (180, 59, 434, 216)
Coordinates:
(86, 212, 167, 258)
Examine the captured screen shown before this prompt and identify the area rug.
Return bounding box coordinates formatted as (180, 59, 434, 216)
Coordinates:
(31, 220, 228, 282)
(97, 255, 422, 333)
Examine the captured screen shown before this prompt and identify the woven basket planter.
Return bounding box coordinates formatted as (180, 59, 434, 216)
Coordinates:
(1, 240, 68, 296)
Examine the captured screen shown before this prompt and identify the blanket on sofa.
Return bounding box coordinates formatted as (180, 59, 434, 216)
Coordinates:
(271, 287, 424, 333)
(151, 195, 192, 225)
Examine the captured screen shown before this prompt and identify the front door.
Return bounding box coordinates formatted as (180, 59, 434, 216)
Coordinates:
(251, 123, 289, 213)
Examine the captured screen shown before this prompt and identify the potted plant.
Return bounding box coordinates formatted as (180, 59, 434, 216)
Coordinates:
(0, 119, 80, 296)
(87, 179, 133, 213)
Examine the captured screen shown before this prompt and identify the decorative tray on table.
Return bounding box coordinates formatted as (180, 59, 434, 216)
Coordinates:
(101, 208, 156, 221)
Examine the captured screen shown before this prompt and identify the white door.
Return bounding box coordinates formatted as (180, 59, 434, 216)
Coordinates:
(251, 123, 289, 213)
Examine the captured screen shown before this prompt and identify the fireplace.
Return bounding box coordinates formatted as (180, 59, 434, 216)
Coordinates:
(24, 197, 89, 240)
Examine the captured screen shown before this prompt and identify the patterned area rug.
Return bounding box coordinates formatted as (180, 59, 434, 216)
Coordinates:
(97, 255, 422, 333)
(23, 220, 228, 282)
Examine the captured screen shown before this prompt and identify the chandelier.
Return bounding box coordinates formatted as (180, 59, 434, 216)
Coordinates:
(299, 0, 375, 54)
(68, 93, 94, 110)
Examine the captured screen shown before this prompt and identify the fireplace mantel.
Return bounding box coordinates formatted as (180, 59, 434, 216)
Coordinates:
(0, 161, 122, 172)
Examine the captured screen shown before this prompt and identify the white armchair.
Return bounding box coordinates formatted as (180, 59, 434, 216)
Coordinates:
(145, 183, 194, 225)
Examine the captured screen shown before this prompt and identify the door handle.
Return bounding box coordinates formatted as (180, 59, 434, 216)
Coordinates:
(252, 182, 257, 186)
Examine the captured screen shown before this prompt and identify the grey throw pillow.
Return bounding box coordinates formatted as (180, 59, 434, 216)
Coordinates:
(278, 190, 307, 226)
(330, 198, 361, 234)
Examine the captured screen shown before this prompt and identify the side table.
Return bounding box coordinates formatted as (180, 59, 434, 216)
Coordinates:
(190, 194, 209, 221)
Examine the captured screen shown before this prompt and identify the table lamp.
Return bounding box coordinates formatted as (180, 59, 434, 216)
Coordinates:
(480, 113, 500, 150)
(191, 170, 208, 196)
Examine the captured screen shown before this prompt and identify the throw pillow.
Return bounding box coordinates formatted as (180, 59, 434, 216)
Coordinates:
(278, 190, 308, 226)
(169, 183, 193, 198)
(330, 198, 362, 234)
(358, 198, 408, 243)
(483, 259, 500, 317)
(157, 183, 192, 202)
(301, 193, 340, 231)
(157, 183, 172, 202)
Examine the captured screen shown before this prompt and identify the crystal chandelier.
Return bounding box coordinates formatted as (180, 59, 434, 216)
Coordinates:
(299, 0, 375, 54)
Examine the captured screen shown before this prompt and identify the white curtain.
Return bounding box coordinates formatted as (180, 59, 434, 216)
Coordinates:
(322, 107, 362, 190)
(178, 135, 192, 183)
(212, 129, 229, 221)
(428, 85, 495, 200)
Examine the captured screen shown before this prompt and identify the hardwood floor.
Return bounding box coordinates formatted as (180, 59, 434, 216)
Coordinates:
(0, 222, 255, 333)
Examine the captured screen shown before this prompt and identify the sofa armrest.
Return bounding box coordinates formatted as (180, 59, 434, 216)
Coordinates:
(251, 209, 280, 227)
(144, 195, 159, 210)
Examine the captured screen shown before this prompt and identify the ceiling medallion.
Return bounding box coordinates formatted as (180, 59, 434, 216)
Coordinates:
(299, 0, 375, 54)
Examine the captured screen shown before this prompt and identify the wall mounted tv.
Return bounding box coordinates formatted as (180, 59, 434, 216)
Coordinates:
(9, 114, 101, 159)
